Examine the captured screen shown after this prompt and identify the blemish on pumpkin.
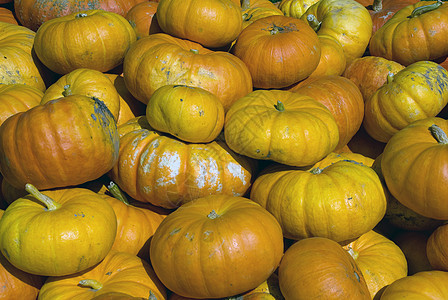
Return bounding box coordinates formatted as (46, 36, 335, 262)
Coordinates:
(170, 228, 181, 235)
(91, 114, 97, 121)
(185, 233, 194, 241)
(354, 271, 361, 282)
(105, 271, 112, 275)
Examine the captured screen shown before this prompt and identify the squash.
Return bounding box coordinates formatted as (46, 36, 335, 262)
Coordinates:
(279, 0, 320, 18)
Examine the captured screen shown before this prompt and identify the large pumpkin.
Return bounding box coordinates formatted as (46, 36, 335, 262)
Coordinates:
(0, 185, 117, 276)
(149, 195, 284, 299)
(123, 33, 253, 111)
(33, 9, 137, 74)
(109, 116, 255, 209)
(0, 95, 119, 190)
(224, 89, 339, 167)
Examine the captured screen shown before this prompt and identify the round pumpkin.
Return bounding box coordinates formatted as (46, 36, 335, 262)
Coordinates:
(250, 160, 387, 242)
(146, 84, 225, 143)
(381, 117, 448, 220)
(156, 0, 242, 48)
(0, 95, 119, 190)
(363, 61, 448, 143)
(109, 116, 255, 209)
(41, 68, 121, 120)
(0, 84, 43, 127)
(224, 89, 339, 167)
(33, 9, 137, 74)
(232, 15, 320, 89)
(38, 250, 167, 299)
(0, 185, 117, 276)
(278, 237, 370, 299)
(149, 195, 284, 299)
(122, 33, 253, 111)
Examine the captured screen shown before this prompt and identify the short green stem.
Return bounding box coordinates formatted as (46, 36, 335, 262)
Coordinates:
(310, 167, 322, 174)
(270, 24, 284, 35)
(386, 72, 394, 84)
(346, 246, 359, 260)
(306, 14, 321, 32)
(62, 85, 72, 97)
(25, 184, 61, 211)
(429, 124, 448, 144)
(76, 13, 88, 18)
(274, 100, 285, 112)
(107, 181, 130, 205)
(78, 279, 103, 290)
(409, 0, 442, 18)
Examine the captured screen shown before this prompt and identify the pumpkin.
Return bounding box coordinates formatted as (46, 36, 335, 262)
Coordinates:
(278, 0, 320, 18)
(0, 95, 119, 190)
(369, 1, 448, 66)
(381, 117, 448, 220)
(0, 6, 17, 24)
(14, 0, 147, 31)
(287, 75, 364, 150)
(156, 0, 242, 48)
(232, 15, 320, 89)
(122, 33, 253, 111)
(38, 250, 167, 300)
(0, 185, 117, 276)
(343, 56, 405, 103)
(250, 160, 387, 243)
(224, 89, 339, 167)
(109, 116, 255, 209)
(301, 0, 372, 64)
(427, 223, 448, 271)
(393, 231, 433, 275)
(33, 10, 137, 74)
(241, 0, 284, 30)
(380, 270, 448, 299)
(125, 1, 161, 39)
(41, 68, 121, 120)
(146, 84, 225, 143)
(343, 230, 408, 298)
(0, 83, 43, 127)
(0, 22, 46, 91)
(278, 237, 370, 299)
(150, 195, 284, 299)
(364, 61, 448, 143)
(306, 151, 374, 170)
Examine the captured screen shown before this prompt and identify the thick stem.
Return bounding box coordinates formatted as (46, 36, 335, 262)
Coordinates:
(306, 14, 321, 32)
(386, 72, 394, 84)
(346, 246, 359, 260)
(107, 181, 130, 205)
(409, 0, 442, 18)
(62, 84, 72, 97)
(310, 167, 323, 174)
(274, 100, 285, 112)
(207, 210, 219, 219)
(25, 184, 61, 211)
(270, 24, 284, 35)
(429, 124, 448, 144)
(78, 279, 103, 290)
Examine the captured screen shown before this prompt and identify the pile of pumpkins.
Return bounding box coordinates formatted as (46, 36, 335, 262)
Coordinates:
(1, 0, 448, 298)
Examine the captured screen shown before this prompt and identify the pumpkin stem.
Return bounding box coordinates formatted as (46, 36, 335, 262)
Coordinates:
(270, 24, 284, 35)
(386, 72, 394, 84)
(429, 124, 448, 144)
(310, 167, 322, 174)
(25, 183, 61, 211)
(62, 85, 72, 97)
(78, 279, 103, 290)
(75, 12, 88, 18)
(371, 0, 383, 12)
(409, 0, 442, 18)
(190, 49, 199, 54)
(306, 14, 321, 32)
(346, 246, 359, 260)
(241, 0, 251, 10)
(207, 210, 220, 219)
(107, 181, 130, 205)
(274, 100, 285, 112)
(148, 291, 158, 300)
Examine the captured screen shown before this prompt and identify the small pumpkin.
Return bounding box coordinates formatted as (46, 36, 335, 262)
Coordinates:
(278, 0, 320, 18)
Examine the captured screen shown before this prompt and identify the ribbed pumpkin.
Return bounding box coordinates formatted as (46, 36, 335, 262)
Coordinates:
(232, 15, 321, 89)
(0, 95, 119, 190)
(0, 185, 117, 276)
(38, 250, 167, 300)
(109, 116, 255, 209)
(225, 89, 339, 167)
(34, 9, 137, 74)
(123, 33, 253, 111)
(250, 160, 386, 242)
(0, 84, 43, 127)
(150, 195, 284, 299)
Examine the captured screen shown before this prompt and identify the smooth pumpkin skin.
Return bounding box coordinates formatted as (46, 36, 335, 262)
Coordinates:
(364, 61, 448, 143)
(41, 68, 121, 120)
(232, 15, 321, 89)
(156, 0, 242, 48)
(0, 187, 117, 277)
(146, 85, 225, 143)
(278, 237, 370, 300)
(14, 0, 147, 31)
(370, 1, 448, 66)
(343, 230, 408, 298)
(150, 195, 284, 299)
(380, 270, 448, 299)
(0, 95, 119, 190)
(250, 160, 386, 242)
(123, 33, 253, 111)
(109, 116, 255, 209)
(0, 84, 43, 127)
(225, 89, 339, 167)
(34, 9, 137, 75)
(38, 250, 167, 300)
(0, 22, 46, 91)
(301, 0, 373, 64)
(381, 117, 448, 220)
(125, 1, 161, 39)
(427, 223, 448, 271)
(343, 56, 405, 103)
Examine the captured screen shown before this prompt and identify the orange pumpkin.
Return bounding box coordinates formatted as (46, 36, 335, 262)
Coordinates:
(125, 1, 161, 39)
(241, 0, 284, 30)
(0, 84, 43, 127)
(0, 6, 17, 24)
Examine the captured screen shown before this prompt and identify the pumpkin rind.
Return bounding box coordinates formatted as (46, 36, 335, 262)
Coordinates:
(0, 84, 43, 127)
